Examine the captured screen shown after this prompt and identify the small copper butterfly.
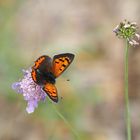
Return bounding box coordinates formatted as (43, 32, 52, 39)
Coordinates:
(31, 53, 74, 102)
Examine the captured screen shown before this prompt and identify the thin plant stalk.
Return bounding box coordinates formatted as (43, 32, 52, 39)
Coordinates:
(124, 40, 131, 140)
(50, 102, 80, 140)
(114, 20, 139, 140)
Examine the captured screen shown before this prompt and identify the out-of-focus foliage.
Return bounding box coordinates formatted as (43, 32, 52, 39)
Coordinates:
(1, 0, 140, 140)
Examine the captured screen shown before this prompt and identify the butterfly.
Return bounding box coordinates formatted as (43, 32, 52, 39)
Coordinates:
(31, 53, 75, 103)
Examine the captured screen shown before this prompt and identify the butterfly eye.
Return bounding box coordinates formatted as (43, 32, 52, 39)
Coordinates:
(36, 69, 41, 74)
(36, 69, 43, 77)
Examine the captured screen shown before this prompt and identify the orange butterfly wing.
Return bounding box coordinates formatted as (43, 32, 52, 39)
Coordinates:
(31, 55, 52, 84)
(31, 69, 37, 83)
(31, 56, 46, 83)
(33, 56, 46, 69)
(52, 53, 74, 78)
(43, 83, 58, 102)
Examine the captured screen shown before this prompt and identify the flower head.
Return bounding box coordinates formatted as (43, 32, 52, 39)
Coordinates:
(12, 68, 46, 113)
(113, 20, 140, 47)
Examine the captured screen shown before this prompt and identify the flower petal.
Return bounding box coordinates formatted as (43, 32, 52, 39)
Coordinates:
(26, 100, 38, 114)
(12, 68, 46, 113)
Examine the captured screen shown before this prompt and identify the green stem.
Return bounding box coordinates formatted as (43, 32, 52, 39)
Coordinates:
(125, 40, 131, 140)
(51, 103, 80, 140)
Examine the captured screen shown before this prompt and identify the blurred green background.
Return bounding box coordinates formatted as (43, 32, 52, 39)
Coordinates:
(1, 0, 140, 140)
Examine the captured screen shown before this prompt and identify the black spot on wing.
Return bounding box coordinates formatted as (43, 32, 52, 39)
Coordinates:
(62, 64, 66, 67)
(59, 58, 65, 62)
(65, 57, 70, 63)
(55, 61, 59, 64)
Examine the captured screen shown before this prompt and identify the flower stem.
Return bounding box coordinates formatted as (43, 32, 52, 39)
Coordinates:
(125, 40, 131, 140)
(51, 103, 80, 140)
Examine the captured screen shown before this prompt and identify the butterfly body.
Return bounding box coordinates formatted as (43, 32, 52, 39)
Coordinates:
(35, 69, 56, 85)
(31, 53, 74, 103)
